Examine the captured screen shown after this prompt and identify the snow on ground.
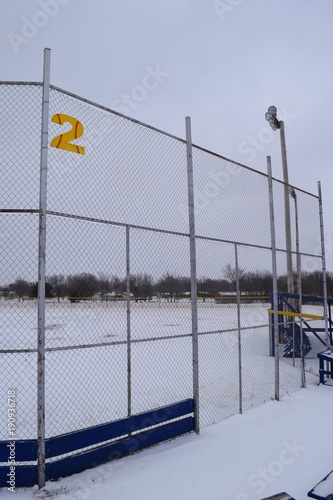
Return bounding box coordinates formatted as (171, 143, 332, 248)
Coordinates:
(0, 301, 320, 439)
(1, 384, 332, 500)
(1, 300, 331, 498)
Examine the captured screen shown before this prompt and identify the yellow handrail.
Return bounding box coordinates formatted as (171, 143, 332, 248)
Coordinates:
(268, 309, 323, 320)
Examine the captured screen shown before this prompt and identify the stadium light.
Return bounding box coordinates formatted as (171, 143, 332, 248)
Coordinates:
(265, 106, 294, 295)
(290, 188, 300, 300)
(265, 106, 280, 131)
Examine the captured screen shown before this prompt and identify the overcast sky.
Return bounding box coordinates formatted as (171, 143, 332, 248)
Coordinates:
(1, 0, 333, 271)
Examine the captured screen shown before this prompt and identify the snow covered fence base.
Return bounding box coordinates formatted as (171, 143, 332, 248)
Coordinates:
(0, 399, 195, 487)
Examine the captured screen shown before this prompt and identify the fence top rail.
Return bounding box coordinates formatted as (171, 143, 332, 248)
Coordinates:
(192, 143, 319, 199)
(54, 77, 315, 196)
(0, 81, 42, 86)
(0, 81, 318, 199)
(49, 83, 188, 145)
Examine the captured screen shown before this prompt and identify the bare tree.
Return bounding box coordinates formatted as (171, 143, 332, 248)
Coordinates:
(47, 274, 66, 301)
(9, 278, 33, 299)
(130, 273, 153, 300)
(222, 264, 245, 287)
(66, 273, 99, 302)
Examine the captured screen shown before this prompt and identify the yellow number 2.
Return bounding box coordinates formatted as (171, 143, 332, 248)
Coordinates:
(50, 114, 85, 155)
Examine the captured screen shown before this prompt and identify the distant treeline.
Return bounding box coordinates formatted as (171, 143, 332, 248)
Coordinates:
(1, 269, 331, 300)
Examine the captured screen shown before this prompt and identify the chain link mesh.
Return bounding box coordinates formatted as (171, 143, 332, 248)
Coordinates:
(192, 145, 324, 426)
(0, 83, 42, 442)
(0, 82, 326, 454)
(236, 245, 275, 412)
(47, 88, 189, 232)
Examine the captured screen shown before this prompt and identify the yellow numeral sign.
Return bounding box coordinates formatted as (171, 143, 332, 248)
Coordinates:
(50, 114, 85, 155)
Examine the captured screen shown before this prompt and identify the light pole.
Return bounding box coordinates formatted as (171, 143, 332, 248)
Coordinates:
(265, 106, 294, 296)
(290, 187, 306, 386)
(290, 188, 300, 302)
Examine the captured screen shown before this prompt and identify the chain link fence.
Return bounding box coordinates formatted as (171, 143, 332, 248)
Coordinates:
(0, 83, 42, 444)
(0, 74, 328, 483)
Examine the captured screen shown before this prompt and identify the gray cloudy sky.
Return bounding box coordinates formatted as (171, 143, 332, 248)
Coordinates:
(1, 0, 333, 271)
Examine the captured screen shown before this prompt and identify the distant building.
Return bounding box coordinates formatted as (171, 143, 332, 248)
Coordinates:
(215, 291, 269, 304)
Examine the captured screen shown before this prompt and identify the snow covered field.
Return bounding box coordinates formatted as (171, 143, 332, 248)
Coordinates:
(0, 299, 329, 498)
(1, 385, 332, 500)
(0, 300, 323, 439)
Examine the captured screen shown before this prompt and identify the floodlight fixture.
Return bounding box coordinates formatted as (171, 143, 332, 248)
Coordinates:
(270, 118, 280, 131)
(265, 106, 280, 131)
(268, 105, 277, 115)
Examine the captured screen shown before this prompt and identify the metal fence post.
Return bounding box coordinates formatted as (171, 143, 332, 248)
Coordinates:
(37, 47, 51, 489)
(234, 243, 242, 414)
(268, 312, 273, 357)
(318, 181, 329, 350)
(298, 255, 306, 388)
(267, 156, 279, 401)
(185, 116, 199, 433)
(126, 225, 132, 418)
